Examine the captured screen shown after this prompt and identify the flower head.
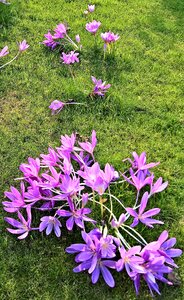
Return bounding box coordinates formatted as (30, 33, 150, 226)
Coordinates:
(43, 31, 59, 49)
(0, 45, 9, 58)
(61, 51, 79, 65)
(86, 20, 101, 34)
(57, 198, 95, 230)
(4, 205, 32, 239)
(39, 216, 62, 237)
(78, 130, 97, 155)
(101, 31, 120, 44)
(53, 23, 67, 39)
(91, 76, 111, 97)
(19, 40, 29, 52)
(75, 34, 80, 43)
(3, 182, 26, 213)
(126, 192, 163, 228)
(49, 100, 65, 114)
(88, 5, 95, 13)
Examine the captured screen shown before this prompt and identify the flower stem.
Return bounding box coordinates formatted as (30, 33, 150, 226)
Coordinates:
(0, 51, 20, 69)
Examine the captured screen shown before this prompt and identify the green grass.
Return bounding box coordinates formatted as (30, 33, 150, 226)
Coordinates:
(0, 0, 184, 299)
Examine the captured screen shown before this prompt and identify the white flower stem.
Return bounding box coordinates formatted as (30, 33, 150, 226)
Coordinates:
(0, 51, 20, 69)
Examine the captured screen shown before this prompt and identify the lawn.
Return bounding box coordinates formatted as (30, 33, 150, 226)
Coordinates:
(0, 0, 184, 299)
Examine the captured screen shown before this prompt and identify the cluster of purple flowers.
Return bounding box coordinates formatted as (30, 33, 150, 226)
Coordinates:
(3, 130, 182, 296)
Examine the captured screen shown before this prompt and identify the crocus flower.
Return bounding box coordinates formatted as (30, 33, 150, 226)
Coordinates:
(111, 213, 126, 228)
(57, 199, 95, 230)
(134, 247, 173, 296)
(122, 168, 152, 191)
(75, 34, 80, 43)
(19, 40, 29, 52)
(60, 133, 76, 153)
(0, 45, 9, 58)
(4, 205, 32, 239)
(20, 157, 40, 180)
(3, 182, 26, 213)
(126, 192, 163, 228)
(86, 20, 101, 34)
(53, 23, 67, 39)
(88, 5, 95, 13)
(66, 230, 116, 287)
(41, 147, 60, 167)
(116, 246, 145, 275)
(43, 31, 59, 49)
(78, 130, 97, 155)
(91, 76, 111, 97)
(59, 175, 83, 199)
(128, 152, 160, 172)
(157, 230, 182, 267)
(150, 177, 168, 195)
(61, 51, 79, 64)
(101, 31, 120, 45)
(49, 100, 65, 114)
(39, 216, 62, 237)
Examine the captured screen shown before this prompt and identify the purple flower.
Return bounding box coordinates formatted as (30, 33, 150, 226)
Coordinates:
(60, 133, 76, 153)
(0, 45, 9, 58)
(122, 168, 152, 191)
(3, 182, 26, 213)
(88, 5, 95, 13)
(116, 246, 145, 275)
(129, 152, 160, 171)
(134, 246, 173, 296)
(20, 157, 40, 180)
(49, 100, 65, 114)
(101, 31, 120, 44)
(19, 40, 29, 52)
(4, 205, 32, 239)
(111, 213, 126, 228)
(75, 34, 80, 43)
(59, 175, 83, 199)
(53, 23, 67, 39)
(66, 230, 116, 287)
(61, 51, 79, 65)
(158, 230, 182, 267)
(126, 192, 163, 228)
(150, 177, 168, 195)
(43, 31, 59, 49)
(39, 216, 62, 237)
(78, 130, 97, 154)
(57, 199, 95, 230)
(91, 76, 111, 97)
(86, 20, 101, 35)
(41, 147, 60, 167)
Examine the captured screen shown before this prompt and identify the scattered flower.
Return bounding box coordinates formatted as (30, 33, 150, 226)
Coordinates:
(61, 51, 79, 64)
(39, 216, 62, 237)
(0, 45, 9, 58)
(91, 76, 111, 97)
(88, 5, 95, 13)
(86, 20, 101, 35)
(19, 40, 30, 52)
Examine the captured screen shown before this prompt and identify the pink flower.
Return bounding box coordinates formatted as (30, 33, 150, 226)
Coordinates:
(78, 130, 97, 154)
(86, 20, 101, 35)
(75, 34, 80, 43)
(43, 31, 59, 49)
(88, 5, 95, 13)
(61, 51, 79, 65)
(53, 23, 67, 39)
(91, 76, 111, 97)
(49, 100, 65, 114)
(101, 31, 120, 44)
(0, 45, 9, 58)
(19, 40, 29, 52)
